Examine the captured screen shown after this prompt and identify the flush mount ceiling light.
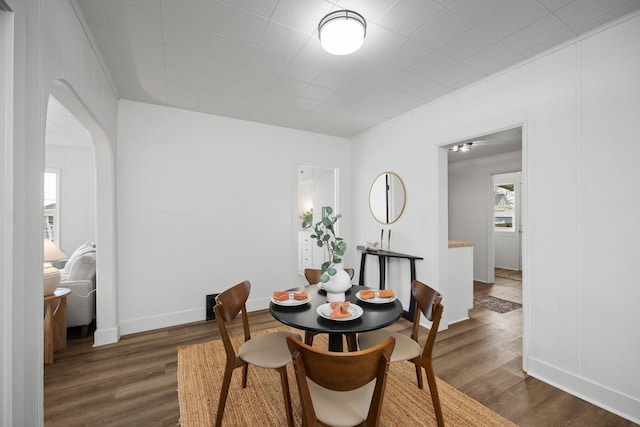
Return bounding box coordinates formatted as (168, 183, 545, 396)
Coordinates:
(318, 10, 367, 55)
(449, 142, 473, 152)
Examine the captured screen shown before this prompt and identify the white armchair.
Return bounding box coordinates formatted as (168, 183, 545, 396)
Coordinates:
(59, 242, 96, 337)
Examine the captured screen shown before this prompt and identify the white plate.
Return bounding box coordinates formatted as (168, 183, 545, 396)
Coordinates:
(355, 291, 396, 304)
(316, 303, 363, 321)
(271, 294, 310, 306)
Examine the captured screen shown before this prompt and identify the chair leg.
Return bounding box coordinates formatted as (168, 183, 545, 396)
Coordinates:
(414, 362, 424, 389)
(241, 361, 249, 388)
(304, 331, 316, 346)
(345, 333, 358, 352)
(215, 364, 235, 427)
(277, 366, 294, 427)
(423, 360, 444, 427)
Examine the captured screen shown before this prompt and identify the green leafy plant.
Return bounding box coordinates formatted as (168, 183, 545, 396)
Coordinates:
(302, 206, 346, 283)
(300, 210, 313, 229)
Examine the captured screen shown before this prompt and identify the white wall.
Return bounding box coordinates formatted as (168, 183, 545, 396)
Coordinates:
(3, 0, 118, 425)
(352, 13, 640, 424)
(116, 100, 351, 335)
(45, 145, 96, 254)
(0, 7, 15, 427)
(449, 152, 521, 282)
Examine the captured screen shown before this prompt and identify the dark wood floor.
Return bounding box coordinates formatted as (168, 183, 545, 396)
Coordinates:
(44, 269, 637, 426)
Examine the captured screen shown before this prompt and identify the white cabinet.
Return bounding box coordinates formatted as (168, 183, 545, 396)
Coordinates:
(298, 230, 328, 275)
(447, 241, 474, 323)
(298, 231, 314, 275)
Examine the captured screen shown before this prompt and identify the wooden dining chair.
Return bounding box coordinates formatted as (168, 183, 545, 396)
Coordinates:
(286, 334, 395, 427)
(303, 267, 357, 351)
(357, 280, 445, 426)
(214, 280, 301, 427)
(304, 267, 355, 285)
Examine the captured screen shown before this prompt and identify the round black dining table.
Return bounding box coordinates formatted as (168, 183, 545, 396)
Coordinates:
(269, 284, 403, 352)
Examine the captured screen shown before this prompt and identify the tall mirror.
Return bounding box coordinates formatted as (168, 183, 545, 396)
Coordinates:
(369, 172, 406, 224)
(297, 166, 337, 274)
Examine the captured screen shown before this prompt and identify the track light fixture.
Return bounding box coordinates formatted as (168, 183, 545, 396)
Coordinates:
(449, 142, 473, 152)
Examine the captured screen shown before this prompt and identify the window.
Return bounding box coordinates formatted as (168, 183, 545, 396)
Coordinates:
(494, 183, 515, 231)
(44, 169, 59, 244)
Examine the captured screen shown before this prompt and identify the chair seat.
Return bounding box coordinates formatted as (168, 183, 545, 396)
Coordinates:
(308, 379, 375, 427)
(239, 331, 301, 369)
(358, 329, 421, 362)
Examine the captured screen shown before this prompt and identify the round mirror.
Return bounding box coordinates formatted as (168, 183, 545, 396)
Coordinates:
(369, 172, 406, 224)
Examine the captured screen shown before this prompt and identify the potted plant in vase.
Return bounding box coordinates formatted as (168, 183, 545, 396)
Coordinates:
(303, 207, 350, 302)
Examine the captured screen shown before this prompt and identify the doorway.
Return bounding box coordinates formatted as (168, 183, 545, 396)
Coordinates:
(296, 165, 337, 275)
(447, 126, 523, 284)
(48, 80, 119, 346)
(44, 94, 96, 337)
(445, 124, 525, 362)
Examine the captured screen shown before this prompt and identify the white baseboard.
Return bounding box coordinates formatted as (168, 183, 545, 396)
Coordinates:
(93, 326, 120, 346)
(119, 308, 202, 336)
(527, 357, 640, 424)
(118, 297, 273, 337)
(448, 315, 470, 324)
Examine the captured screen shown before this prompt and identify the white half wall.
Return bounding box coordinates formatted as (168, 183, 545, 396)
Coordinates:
(116, 100, 351, 335)
(351, 12, 640, 424)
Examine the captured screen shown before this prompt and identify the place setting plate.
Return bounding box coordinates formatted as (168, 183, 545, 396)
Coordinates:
(316, 303, 364, 321)
(355, 291, 397, 304)
(271, 293, 311, 306)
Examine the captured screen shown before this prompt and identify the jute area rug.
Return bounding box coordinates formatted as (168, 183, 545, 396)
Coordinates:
(177, 327, 516, 426)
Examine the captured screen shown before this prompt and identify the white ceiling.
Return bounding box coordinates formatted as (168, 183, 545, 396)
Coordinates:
(45, 96, 92, 148)
(76, 0, 640, 138)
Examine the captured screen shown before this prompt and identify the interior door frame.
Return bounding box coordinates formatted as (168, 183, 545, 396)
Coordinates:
(48, 80, 119, 346)
(0, 5, 14, 423)
(441, 121, 528, 372)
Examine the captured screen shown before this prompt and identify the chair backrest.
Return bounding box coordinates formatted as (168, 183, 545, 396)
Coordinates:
(214, 281, 252, 359)
(304, 267, 355, 285)
(287, 335, 395, 426)
(411, 280, 444, 359)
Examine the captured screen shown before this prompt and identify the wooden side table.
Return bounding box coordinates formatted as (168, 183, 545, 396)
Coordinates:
(44, 288, 70, 364)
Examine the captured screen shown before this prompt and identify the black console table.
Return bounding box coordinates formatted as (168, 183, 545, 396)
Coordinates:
(356, 245, 424, 321)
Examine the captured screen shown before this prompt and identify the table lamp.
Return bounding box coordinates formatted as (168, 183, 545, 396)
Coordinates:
(43, 239, 66, 296)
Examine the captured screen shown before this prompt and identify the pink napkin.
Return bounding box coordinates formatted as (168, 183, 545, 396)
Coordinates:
(273, 291, 308, 301)
(329, 301, 351, 319)
(360, 289, 395, 299)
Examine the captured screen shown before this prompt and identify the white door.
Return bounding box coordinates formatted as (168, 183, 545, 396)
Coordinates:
(493, 172, 521, 270)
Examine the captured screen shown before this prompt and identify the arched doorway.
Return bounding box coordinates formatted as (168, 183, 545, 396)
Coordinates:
(47, 80, 119, 346)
